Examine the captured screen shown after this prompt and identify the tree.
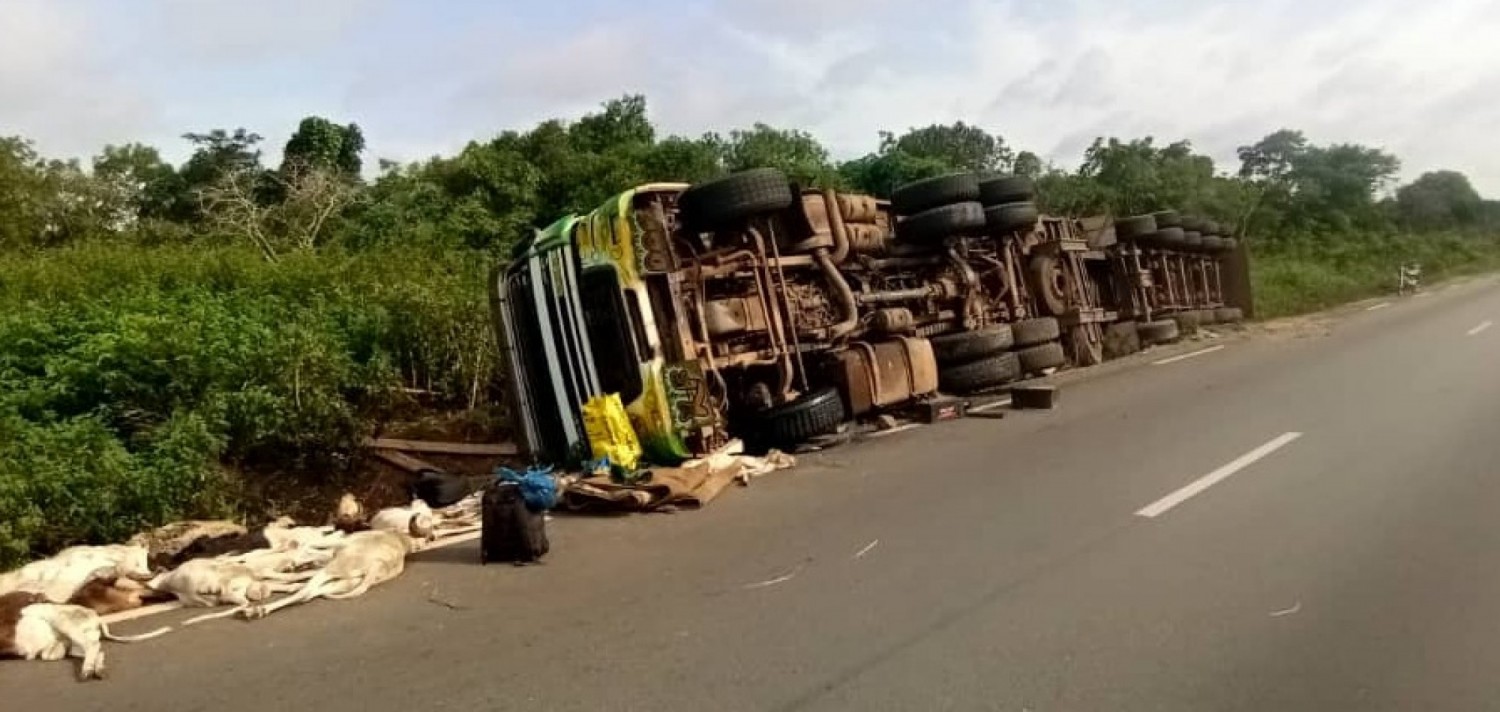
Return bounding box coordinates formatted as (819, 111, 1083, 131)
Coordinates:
(641, 135, 723, 184)
(1285, 143, 1401, 232)
(1076, 137, 1217, 216)
(177, 129, 265, 221)
(1237, 129, 1308, 184)
(0, 137, 48, 249)
(200, 163, 362, 260)
(0, 137, 126, 248)
(886, 122, 1013, 174)
(1236, 129, 1310, 237)
(1236, 129, 1399, 235)
(282, 118, 365, 177)
(721, 123, 839, 187)
(1396, 171, 1482, 230)
(92, 143, 180, 221)
(1013, 151, 1043, 178)
(838, 147, 951, 198)
(568, 95, 654, 154)
(839, 123, 1013, 198)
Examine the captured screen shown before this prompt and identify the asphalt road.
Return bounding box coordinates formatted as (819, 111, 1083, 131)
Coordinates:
(9, 277, 1500, 711)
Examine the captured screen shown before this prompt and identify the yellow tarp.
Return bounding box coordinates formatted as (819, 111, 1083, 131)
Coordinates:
(582, 393, 642, 471)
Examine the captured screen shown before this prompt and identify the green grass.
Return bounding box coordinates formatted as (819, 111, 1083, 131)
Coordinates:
(1251, 232, 1500, 319)
(0, 243, 502, 568)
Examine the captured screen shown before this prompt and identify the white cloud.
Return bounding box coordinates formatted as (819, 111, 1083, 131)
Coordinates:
(3, 0, 1500, 194)
(716, 0, 1500, 191)
(0, 0, 158, 159)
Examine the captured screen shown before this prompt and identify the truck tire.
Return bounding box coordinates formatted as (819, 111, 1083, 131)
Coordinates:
(978, 174, 1034, 205)
(1149, 227, 1186, 247)
(939, 352, 1021, 393)
(1172, 310, 1201, 336)
(892, 173, 980, 216)
(1152, 210, 1183, 228)
(1203, 220, 1222, 235)
(1115, 214, 1158, 240)
(1181, 216, 1207, 232)
(931, 325, 1014, 365)
(1139, 319, 1180, 345)
(985, 201, 1039, 233)
(897, 201, 986, 243)
(1017, 342, 1067, 374)
(1200, 235, 1223, 252)
(1215, 307, 1244, 324)
(1182, 231, 1203, 250)
(1030, 254, 1068, 316)
(1103, 321, 1141, 359)
(679, 169, 794, 233)
(1221, 238, 1238, 253)
(1013, 317, 1061, 346)
(1068, 325, 1105, 367)
(1198, 308, 1218, 326)
(758, 388, 845, 447)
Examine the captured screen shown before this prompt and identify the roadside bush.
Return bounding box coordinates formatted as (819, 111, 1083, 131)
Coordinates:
(1252, 231, 1500, 318)
(0, 243, 500, 567)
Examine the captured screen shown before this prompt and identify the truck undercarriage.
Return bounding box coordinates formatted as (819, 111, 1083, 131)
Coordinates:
(495, 169, 1250, 465)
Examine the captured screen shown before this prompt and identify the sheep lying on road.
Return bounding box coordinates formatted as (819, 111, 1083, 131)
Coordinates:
(240, 530, 413, 620)
(1, 591, 170, 680)
(0, 545, 153, 604)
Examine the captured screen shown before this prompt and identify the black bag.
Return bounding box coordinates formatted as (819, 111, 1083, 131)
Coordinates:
(481, 482, 549, 564)
(413, 468, 470, 508)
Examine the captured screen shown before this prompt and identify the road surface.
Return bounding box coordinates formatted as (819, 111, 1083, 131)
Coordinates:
(9, 277, 1500, 711)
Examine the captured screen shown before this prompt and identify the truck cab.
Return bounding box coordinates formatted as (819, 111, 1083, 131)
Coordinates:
(492, 184, 716, 465)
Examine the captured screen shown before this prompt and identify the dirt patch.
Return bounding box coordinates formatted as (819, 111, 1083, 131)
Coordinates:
(1251, 312, 1335, 341)
(225, 410, 517, 526)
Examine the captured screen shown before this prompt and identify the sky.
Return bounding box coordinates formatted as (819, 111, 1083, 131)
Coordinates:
(3, 0, 1499, 193)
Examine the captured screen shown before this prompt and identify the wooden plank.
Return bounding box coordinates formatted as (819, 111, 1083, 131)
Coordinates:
(364, 438, 519, 456)
(371, 449, 440, 473)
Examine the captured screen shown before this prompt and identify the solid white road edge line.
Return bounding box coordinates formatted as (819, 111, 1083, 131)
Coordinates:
(1135, 432, 1304, 519)
(969, 397, 1013, 413)
(1365, 302, 1391, 311)
(1152, 345, 1225, 366)
(101, 530, 488, 625)
(1467, 321, 1493, 336)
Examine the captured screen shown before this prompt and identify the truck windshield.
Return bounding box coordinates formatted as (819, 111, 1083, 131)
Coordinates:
(579, 265, 644, 403)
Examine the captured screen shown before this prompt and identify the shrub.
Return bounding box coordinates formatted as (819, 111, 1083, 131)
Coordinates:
(0, 243, 501, 567)
(1251, 231, 1500, 318)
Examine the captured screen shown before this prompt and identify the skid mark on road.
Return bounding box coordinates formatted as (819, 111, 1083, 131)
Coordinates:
(1152, 345, 1225, 366)
(1136, 432, 1304, 519)
(1467, 321, 1493, 337)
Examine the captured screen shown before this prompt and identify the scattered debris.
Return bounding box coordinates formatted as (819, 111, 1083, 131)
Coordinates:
(915, 397, 967, 423)
(562, 461, 744, 512)
(852, 540, 879, 560)
(1012, 385, 1059, 410)
(742, 563, 805, 590)
(1270, 601, 1302, 618)
(875, 414, 900, 431)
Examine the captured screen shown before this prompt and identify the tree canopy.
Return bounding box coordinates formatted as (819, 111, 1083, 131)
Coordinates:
(0, 95, 1492, 256)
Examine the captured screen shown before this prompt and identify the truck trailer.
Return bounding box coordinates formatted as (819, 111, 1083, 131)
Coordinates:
(491, 169, 1248, 466)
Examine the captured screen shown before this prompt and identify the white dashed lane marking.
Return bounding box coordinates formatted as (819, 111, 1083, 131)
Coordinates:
(1136, 432, 1305, 519)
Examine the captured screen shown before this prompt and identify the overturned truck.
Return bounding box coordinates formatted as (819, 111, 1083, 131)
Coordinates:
(492, 169, 1249, 465)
